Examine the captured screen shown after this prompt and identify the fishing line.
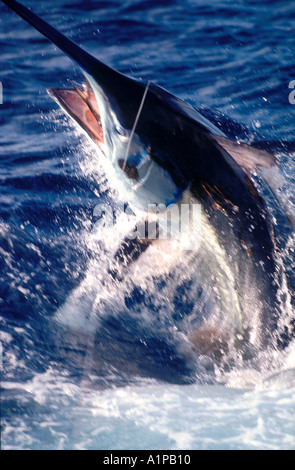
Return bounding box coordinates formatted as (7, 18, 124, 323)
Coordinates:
(122, 80, 150, 171)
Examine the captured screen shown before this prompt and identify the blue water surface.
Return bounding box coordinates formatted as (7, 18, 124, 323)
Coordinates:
(0, 0, 295, 450)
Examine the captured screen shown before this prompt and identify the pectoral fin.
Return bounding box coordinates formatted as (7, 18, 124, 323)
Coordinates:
(212, 134, 295, 230)
(212, 134, 276, 172)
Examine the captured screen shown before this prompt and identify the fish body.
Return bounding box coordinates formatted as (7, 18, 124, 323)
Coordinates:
(1, 0, 292, 356)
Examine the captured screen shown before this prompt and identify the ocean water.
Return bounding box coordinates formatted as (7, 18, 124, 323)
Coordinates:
(0, 0, 295, 450)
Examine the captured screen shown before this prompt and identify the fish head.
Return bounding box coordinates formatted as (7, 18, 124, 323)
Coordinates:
(1, 0, 191, 213)
(2, 0, 272, 218)
(49, 70, 188, 214)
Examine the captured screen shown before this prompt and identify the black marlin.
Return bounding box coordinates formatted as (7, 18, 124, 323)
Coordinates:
(1, 0, 293, 358)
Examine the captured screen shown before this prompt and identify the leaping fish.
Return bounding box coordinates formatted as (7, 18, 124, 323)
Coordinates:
(1, 0, 293, 358)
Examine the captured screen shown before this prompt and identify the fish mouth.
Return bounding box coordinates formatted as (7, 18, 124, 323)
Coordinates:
(47, 82, 105, 151)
